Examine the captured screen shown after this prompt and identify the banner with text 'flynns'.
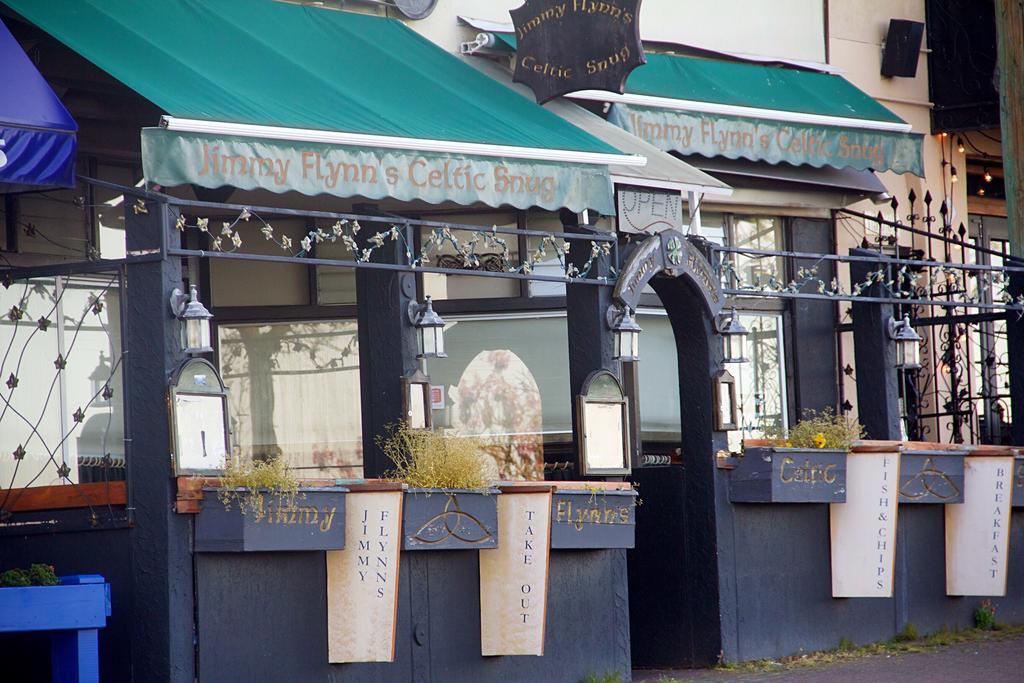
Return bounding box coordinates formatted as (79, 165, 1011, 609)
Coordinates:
(511, 0, 645, 104)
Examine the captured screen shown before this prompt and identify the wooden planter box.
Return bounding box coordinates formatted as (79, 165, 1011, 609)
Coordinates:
(730, 447, 847, 503)
(402, 489, 499, 550)
(550, 489, 637, 549)
(0, 575, 110, 633)
(899, 447, 966, 504)
(194, 487, 348, 552)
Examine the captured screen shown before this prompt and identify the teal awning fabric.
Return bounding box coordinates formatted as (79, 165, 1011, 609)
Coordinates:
(598, 54, 925, 176)
(624, 53, 906, 126)
(484, 35, 925, 176)
(7, 0, 630, 212)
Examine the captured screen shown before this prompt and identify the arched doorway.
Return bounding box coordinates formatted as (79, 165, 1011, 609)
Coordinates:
(613, 232, 731, 667)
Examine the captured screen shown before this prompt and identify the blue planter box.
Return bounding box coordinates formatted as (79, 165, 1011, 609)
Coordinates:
(0, 574, 110, 683)
(0, 574, 110, 633)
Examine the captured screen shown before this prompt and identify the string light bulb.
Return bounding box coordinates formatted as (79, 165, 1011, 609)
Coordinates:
(956, 137, 965, 153)
(940, 131, 949, 139)
(984, 167, 993, 183)
(978, 187, 986, 197)
(950, 166, 959, 183)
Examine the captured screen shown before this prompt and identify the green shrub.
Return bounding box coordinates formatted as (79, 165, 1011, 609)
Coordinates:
(975, 600, 997, 630)
(0, 564, 58, 587)
(892, 622, 918, 642)
(837, 637, 855, 651)
(766, 408, 864, 450)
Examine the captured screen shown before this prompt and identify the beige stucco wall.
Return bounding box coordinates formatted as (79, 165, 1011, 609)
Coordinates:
(401, 0, 824, 63)
(828, 0, 974, 441)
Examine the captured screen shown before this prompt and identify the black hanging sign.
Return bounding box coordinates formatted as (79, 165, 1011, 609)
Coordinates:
(510, 0, 646, 104)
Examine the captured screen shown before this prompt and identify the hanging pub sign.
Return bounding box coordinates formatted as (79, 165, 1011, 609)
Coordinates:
(169, 358, 230, 475)
(616, 185, 683, 235)
(510, 0, 646, 104)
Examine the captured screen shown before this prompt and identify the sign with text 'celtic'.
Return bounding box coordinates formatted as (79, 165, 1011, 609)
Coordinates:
(511, 0, 645, 104)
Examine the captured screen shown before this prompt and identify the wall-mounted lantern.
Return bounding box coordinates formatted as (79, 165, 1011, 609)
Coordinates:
(888, 314, 922, 370)
(712, 369, 738, 431)
(607, 305, 642, 361)
(402, 368, 433, 430)
(718, 307, 749, 364)
(408, 295, 447, 359)
(170, 284, 213, 355)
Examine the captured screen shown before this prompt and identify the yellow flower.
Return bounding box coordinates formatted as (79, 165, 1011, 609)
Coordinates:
(813, 432, 827, 449)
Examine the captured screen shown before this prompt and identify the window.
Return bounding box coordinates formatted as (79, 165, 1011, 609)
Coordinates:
(426, 313, 570, 475)
(636, 311, 681, 440)
(728, 312, 788, 451)
(0, 274, 125, 489)
(421, 212, 521, 300)
(218, 320, 362, 478)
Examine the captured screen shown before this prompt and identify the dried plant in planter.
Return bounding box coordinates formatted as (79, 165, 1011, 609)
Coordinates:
(766, 408, 864, 451)
(216, 456, 300, 521)
(378, 421, 491, 490)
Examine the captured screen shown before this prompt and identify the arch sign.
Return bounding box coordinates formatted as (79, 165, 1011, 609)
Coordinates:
(613, 230, 724, 317)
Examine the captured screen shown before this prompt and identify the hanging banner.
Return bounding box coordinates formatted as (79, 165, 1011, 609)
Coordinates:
(141, 128, 614, 214)
(608, 103, 925, 177)
(945, 456, 1014, 596)
(326, 487, 404, 663)
(479, 487, 553, 656)
(830, 448, 900, 598)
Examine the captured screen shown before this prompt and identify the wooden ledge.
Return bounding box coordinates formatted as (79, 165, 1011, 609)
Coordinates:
(4, 481, 126, 513)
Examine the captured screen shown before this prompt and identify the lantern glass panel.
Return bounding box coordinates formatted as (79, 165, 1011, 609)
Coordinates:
(628, 330, 639, 360)
(433, 326, 445, 357)
(897, 338, 921, 370)
(184, 317, 211, 353)
(724, 333, 746, 363)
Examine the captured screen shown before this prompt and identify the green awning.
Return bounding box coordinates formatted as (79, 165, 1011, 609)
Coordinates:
(7, 0, 643, 213)
(581, 53, 925, 176)
(482, 34, 925, 176)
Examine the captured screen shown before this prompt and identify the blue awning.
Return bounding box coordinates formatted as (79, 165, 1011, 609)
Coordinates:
(0, 17, 77, 192)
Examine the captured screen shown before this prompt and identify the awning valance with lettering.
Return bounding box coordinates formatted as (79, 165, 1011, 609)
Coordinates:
(0, 17, 77, 192)
(572, 53, 925, 177)
(7, 0, 646, 214)
(464, 56, 732, 197)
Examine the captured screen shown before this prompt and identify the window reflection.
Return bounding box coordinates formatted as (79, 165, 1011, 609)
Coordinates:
(0, 275, 124, 487)
(727, 312, 787, 452)
(219, 320, 362, 478)
(427, 315, 569, 478)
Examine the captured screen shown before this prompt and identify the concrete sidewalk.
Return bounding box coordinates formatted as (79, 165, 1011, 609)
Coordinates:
(633, 633, 1024, 682)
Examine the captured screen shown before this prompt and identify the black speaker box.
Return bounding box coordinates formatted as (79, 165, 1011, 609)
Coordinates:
(881, 19, 925, 78)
